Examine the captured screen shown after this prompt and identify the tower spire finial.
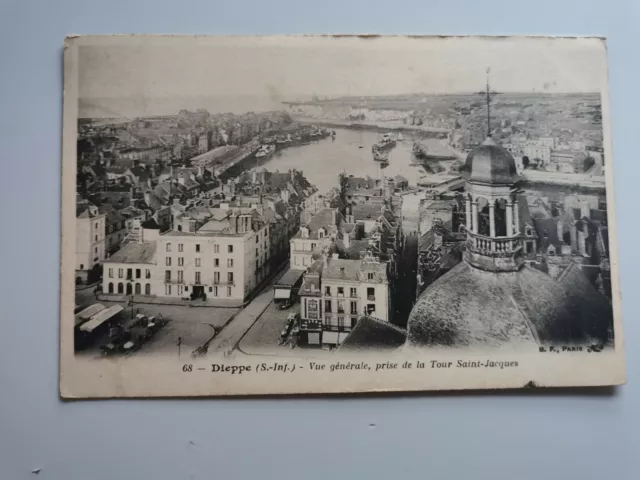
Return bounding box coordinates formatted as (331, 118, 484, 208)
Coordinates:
(477, 67, 499, 138)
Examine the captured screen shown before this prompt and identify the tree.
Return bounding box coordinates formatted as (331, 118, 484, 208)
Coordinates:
(522, 156, 530, 169)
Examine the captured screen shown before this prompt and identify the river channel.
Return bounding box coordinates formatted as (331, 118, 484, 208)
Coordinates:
(256, 127, 448, 193)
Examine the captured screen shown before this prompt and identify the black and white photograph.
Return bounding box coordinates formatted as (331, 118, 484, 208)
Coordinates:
(60, 35, 625, 397)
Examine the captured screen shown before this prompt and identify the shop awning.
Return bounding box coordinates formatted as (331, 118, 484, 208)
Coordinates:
(322, 331, 339, 345)
(274, 288, 291, 300)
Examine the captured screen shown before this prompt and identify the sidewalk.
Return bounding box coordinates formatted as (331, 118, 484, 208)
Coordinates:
(207, 262, 290, 354)
(96, 294, 243, 308)
(207, 287, 274, 354)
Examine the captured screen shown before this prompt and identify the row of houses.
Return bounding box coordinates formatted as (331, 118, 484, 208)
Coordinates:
(83, 168, 318, 303)
(289, 174, 405, 348)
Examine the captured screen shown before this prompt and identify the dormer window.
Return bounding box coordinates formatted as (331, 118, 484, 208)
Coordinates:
(300, 227, 309, 239)
(318, 228, 325, 239)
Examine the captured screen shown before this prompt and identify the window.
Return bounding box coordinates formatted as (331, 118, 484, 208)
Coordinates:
(337, 287, 344, 297)
(145, 269, 151, 279)
(165, 284, 172, 295)
(166, 257, 171, 266)
(95, 222, 98, 229)
(367, 304, 376, 314)
(213, 286, 218, 297)
(95, 247, 98, 254)
(178, 243, 184, 252)
(324, 299, 332, 313)
(350, 287, 357, 298)
(255, 248, 259, 257)
(195, 258, 201, 267)
(214, 258, 219, 267)
(177, 285, 183, 296)
(117, 282, 124, 294)
(337, 300, 345, 314)
(118, 268, 123, 279)
(166, 243, 172, 252)
(214, 244, 220, 253)
(108, 268, 113, 278)
(227, 272, 234, 283)
(165, 270, 171, 282)
(127, 268, 133, 279)
(195, 272, 201, 284)
(177, 270, 183, 282)
(367, 287, 375, 301)
(135, 283, 141, 295)
(368, 273, 374, 281)
(135, 269, 141, 279)
(350, 301, 358, 315)
(256, 236, 259, 244)
(195, 244, 200, 252)
(228, 245, 233, 253)
(145, 284, 151, 295)
(95, 235, 98, 241)
(108, 283, 114, 294)
(178, 257, 184, 266)
(294, 257, 299, 266)
(227, 287, 232, 297)
(526, 228, 532, 236)
(227, 259, 233, 268)
(325, 286, 331, 296)
(214, 272, 220, 284)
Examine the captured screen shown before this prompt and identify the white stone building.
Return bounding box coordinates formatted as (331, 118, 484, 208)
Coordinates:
(155, 208, 270, 304)
(76, 200, 106, 277)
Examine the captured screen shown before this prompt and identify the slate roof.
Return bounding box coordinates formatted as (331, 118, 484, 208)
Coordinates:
(339, 316, 407, 352)
(323, 259, 361, 282)
(407, 261, 613, 348)
(104, 242, 157, 264)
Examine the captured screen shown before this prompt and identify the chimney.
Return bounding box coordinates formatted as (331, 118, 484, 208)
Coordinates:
(343, 231, 351, 249)
(170, 165, 174, 177)
(147, 177, 153, 189)
(252, 169, 257, 184)
(173, 198, 180, 205)
(178, 176, 185, 185)
(144, 191, 151, 207)
(580, 201, 590, 220)
(557, 220, 564, 244)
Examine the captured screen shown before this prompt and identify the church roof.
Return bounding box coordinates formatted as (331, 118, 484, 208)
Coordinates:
(339, 316, 407, 352)
(462, 137, 520, 186)
(406, 261, 612, 349)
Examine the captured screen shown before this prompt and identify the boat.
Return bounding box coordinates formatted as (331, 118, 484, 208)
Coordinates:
(373, 149, 390, 162)
(372, 133, 396, 153)
(255, 144, 276, 159)
(413, 141, 429, 159)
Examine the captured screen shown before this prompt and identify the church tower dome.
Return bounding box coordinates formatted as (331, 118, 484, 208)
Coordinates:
(462, 136, 520, 186)
(462, 136, 524, 273)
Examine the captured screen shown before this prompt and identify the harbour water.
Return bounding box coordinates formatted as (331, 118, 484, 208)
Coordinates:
(256, 127, 451, 193)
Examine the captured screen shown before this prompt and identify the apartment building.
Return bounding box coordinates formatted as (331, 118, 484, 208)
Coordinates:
(155, 208, 270, 304)
(298, 252, 391, 348)
(290, 208, 344, 269)
(76, 200, 106, 281)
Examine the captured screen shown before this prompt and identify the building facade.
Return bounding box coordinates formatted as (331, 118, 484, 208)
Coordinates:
(155, 209, 270, 304)
(76, 201, 106, 277)
(298, 253, 391, 348)
(102, 242, 158, 297)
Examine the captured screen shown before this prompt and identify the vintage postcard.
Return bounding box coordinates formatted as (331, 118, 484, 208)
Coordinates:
(61, 35, 625, 398)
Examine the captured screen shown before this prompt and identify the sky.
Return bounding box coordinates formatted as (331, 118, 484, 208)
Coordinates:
(75, 35, 609, 117)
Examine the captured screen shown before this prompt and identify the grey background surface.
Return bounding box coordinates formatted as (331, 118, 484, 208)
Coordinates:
(0, 0, 638, 478)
